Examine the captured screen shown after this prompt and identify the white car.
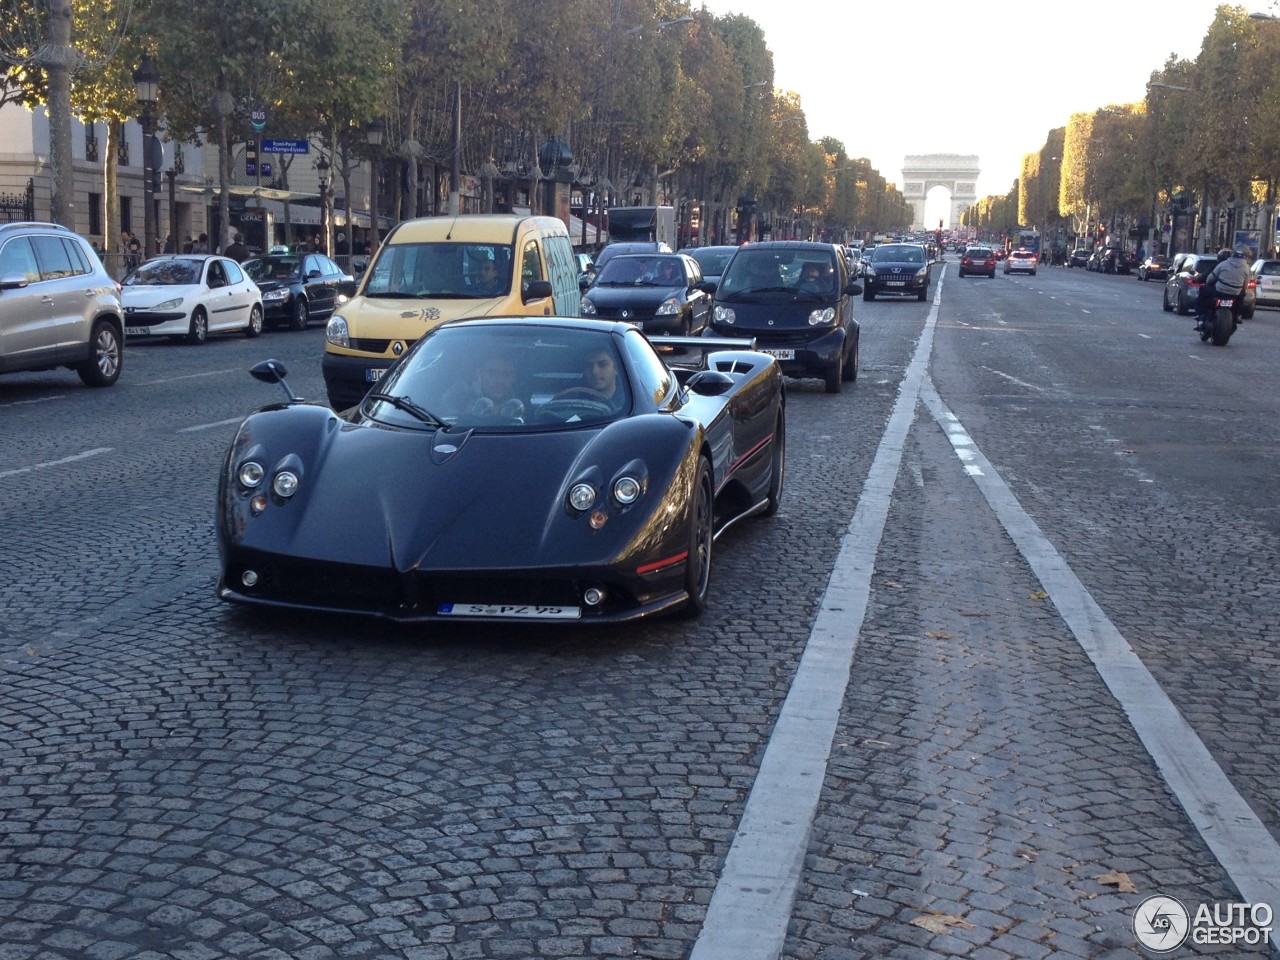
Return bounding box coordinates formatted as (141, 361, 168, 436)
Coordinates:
(1250, 258, 1280, 307)
(122, 255, 263, 343)
(1003, 249, 1038, 275)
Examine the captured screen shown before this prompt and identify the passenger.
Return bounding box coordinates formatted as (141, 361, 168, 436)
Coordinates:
(445, 351, 524, 418)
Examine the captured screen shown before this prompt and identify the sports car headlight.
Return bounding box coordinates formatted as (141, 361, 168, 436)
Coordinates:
(238, 461, 265, 488)
(154, 297, 184, 311)
(713, 304, 736, 325)
(613, 476, 642, 504)
(326, 315, 350, 347)
(656, 297, 680, 316)
(273, 470, 300, 498)
(262, 288, 291, 302)
(579, 296, 597, 316)
(568, 482, 597, 511)
(808, 307, 836, 326)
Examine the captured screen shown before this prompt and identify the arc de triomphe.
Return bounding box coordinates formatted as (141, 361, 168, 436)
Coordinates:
(901, 154, 980, 231)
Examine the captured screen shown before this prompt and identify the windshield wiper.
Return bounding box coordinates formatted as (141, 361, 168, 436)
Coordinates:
(363, 392, 447, 428)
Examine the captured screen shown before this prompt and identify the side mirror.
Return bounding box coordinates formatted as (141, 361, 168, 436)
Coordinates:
(685, 369, 735, 396)
(0, 273, 30, 291)
(579, 276, 591, 291)
(307, 269, 322, 279)
(697, 280, 718, 295)
(337, 279, 359, 298)
(845, 282, 863, 296)
(524, 279, 553, 302)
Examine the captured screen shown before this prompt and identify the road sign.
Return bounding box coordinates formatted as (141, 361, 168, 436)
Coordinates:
(261, 139, 310, 155)
(250, 105, 267, 132)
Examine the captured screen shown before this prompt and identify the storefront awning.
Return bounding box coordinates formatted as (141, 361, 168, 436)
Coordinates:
(568, 214, 606, 247)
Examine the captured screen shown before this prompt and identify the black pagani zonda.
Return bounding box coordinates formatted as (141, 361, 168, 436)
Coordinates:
(217, 317, 785, 623)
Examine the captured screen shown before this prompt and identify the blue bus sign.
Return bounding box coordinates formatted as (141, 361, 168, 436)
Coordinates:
(260, 139, 310, 155)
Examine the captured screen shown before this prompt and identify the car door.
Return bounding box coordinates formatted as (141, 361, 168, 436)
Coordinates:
(204, 259, 241, 331)
(308, 255, 339, 317)
(683, 257, 709, 331)
(29, 234, 88, 357)
(221, 259, 257, 327)
(0, 236, 57, 368)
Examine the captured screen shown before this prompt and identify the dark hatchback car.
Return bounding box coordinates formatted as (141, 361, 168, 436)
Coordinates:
(958, 246, 997, 278)
(707, 241, 861, 393)
(1068, 247, 1090, 268)
(579, 253, 710, 335)
(242, 253, 350, 331)
(1136, 255, 1171, 282)
(862, 243, 930, 299)
(685, 245, 738, 286)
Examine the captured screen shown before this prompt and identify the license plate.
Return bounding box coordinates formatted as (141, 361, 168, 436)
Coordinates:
(365, 368, 386, 382)
(886, 280, 905, 287)
(438, 602, 582, 620)
(761, 348, 795, 360)
(125, 327, 149, 336)
(1216, 299, 1234, 307)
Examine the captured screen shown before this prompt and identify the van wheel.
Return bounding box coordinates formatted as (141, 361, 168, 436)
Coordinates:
(77, 320, 122, 387)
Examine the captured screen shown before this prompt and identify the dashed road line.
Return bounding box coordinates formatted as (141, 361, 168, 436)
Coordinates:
(0, 447, 113, 479)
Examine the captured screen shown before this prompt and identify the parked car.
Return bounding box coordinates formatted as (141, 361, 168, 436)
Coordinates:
(217, 318, 785, 622)
(685, 245, 738, 286)
(1136, 255, 1172, 282)
(861, 242, 930, 300)
(1250, 258, 1280, 307)
(1068, 247, 1090, 268)
(958, 246, 997, 278)
(242, 252, 350, 331)
(579, 253, 710, 335)
(1162, 252, 1255, 318)
(708, 240, 860, 393)
(1003, 250, 1038, 276)
(0, 221, 124, 386)
(122, 254, 263, 343)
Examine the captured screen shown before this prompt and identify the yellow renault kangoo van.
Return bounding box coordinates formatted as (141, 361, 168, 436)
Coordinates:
(322, 214, 579, 409)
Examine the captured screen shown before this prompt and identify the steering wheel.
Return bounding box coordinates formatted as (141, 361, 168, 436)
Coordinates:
(534, 389, 614, 422)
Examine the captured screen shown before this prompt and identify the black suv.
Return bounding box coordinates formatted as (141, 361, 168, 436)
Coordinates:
(0, 222, 124, 386)
(707, 241, 861, 393)
(861, 243, 930, 301)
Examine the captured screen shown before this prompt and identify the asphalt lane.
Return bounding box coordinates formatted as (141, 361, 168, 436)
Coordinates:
(0, 263, 1276, 958)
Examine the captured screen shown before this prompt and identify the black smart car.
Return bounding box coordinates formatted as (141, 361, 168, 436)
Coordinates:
(706, 241, 861, 393)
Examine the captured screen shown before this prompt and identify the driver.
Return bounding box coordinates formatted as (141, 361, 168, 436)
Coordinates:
(473, 258, 504, 296)
(553, 348, 627, 411)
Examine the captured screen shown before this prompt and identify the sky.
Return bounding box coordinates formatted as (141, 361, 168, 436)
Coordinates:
(697, 0, 1234, 214)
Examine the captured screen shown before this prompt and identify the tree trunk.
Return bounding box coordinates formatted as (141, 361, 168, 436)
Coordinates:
(42, 0, 75, 226)
(106, 120, 121, 252)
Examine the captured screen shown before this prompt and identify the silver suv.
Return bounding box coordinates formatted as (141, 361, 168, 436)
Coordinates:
(0, 221, 124, 386)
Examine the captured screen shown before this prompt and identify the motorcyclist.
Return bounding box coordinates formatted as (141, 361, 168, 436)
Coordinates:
(1194, 248, 1249, 329)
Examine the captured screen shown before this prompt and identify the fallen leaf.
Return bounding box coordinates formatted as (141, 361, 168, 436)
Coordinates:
(1014, 848, 1038, 861)
(1029, 590, 1049, 600)
(911, 913, 975, 935)
(1096, 870, 1138, 893)
(925, 630, 952, 639)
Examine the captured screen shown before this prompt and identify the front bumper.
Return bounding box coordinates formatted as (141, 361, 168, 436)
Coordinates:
(322, 351, 391, 410)
(709, 322, 847, 377)
(124, 309, 188, 335)
(867, 272, 928, 293)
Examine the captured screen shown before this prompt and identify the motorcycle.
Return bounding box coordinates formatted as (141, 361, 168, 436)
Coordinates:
(1197, 292, 1241, 346)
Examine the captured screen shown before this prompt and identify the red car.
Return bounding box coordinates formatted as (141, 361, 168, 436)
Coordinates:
(959, 246, 997, 278)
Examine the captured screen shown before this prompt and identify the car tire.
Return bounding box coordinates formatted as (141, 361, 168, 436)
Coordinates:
(1177, 295, 1191, 316)
(823, 361, 841, 394)
(863, 288, 875, 301)
(77, 320, 122, 387)
(917, 286, 928, 301)
(1243, 307, 1255, 320)
(677, 457, 714, 618)
(1030, 270, 1037, 276)
(1163, 289, 1174, 312)
(289, 298, 308, 331)
(841, 334, 859, 382)
(186, 308, 208, 344)
(245, 305, 263, 338)
(762, 412, 785, 518)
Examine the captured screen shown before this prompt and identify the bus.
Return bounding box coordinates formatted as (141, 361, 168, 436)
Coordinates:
(1016, 230, 1041, 256)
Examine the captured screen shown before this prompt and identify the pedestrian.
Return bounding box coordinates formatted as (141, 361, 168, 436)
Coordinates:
(335, 231, 350, 257)
(192, 233, 209, 254)
(163, 233, 174, 254)
(182, 235, 194, 254)
(222, 232, 250, 262)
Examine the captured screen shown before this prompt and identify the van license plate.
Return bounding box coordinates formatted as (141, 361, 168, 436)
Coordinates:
(761, 348, 794, 360)
(365, 368, 386, 382)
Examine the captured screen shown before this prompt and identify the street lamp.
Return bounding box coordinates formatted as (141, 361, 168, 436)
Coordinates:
(132, 53, 161, 258)
(365, 118, 385, 247)
(316, 155, 331, 253)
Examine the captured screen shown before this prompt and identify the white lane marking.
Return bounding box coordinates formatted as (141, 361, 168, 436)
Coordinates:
(1081, 309, 1092, 314)
(0, 395, 68, 409)
(984, 367, 1046, 392)
(178, 417, 245, 433)
(689, 262, 945, 960)
(1139, 333, 1152, 339)
(920, 381, 1280, 914)
(145, 368, 238, 385)
(0, 447, 112, 479)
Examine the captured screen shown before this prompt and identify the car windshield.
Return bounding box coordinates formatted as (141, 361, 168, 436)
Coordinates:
(595, 256, 684, 286)
(124, 259, 201, 286)
(363, 242, 514, 299)
(873, 246, 924, 264)
(689, 248, 734, 276)
(716, 249, 835, 300)
(370, 325, 632, 432)
(243, 256, 301, 281)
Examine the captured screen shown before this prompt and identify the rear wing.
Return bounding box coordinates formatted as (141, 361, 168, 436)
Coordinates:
(648, 335, 758, 369)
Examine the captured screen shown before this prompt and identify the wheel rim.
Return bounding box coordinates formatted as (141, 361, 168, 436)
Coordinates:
(692, 472, 713, 599)
(96, 328, 120, 378)
(295, 300, 307, 326)
(193, 312, 207, 340)
(250, 306, 263, 333)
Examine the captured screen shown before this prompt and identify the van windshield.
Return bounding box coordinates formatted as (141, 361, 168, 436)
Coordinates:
(363, 242, 515, 299)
